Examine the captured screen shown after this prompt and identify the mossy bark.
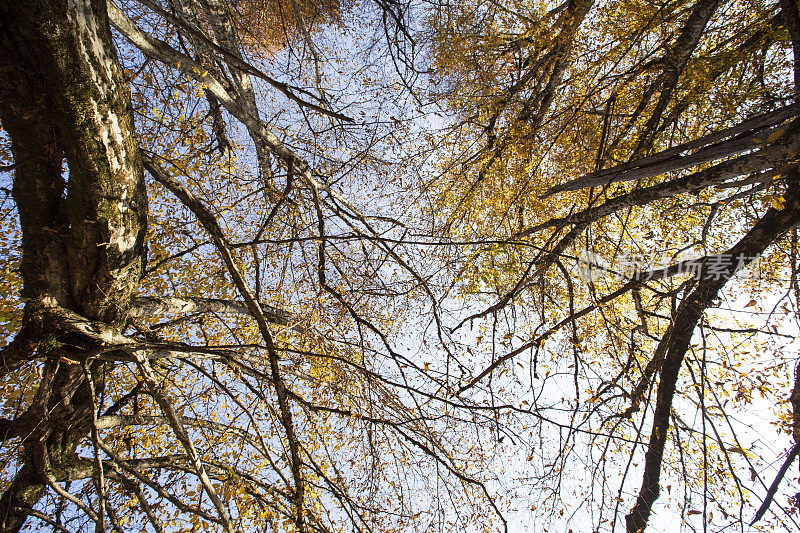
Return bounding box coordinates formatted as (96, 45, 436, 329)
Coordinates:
(0, 0, 147, 530)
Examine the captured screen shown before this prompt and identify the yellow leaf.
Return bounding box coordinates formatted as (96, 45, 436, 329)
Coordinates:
(728, 446, 748, 456)
(767, 128, 785, 142)
(772, 196, 786, 210)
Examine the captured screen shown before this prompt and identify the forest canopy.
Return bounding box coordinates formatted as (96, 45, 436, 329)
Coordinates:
(0, 0, 799, 532)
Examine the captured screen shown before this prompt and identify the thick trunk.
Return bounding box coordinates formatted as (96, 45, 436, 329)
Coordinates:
(0, 0, 147, 318)
(0, 0, 147, 529)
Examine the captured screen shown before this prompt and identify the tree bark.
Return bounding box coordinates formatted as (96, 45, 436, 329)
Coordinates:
(625, 169, 800, 533)
(0, 0, 147, 529)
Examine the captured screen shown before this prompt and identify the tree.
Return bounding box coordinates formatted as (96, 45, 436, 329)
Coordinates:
(0, 1, 502, 532)
(0, 0, 148, 528)
(3, 0, 800, 532)
(424, 0, 800, 531)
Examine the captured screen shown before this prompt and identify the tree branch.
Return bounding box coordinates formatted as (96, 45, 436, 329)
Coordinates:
(542, 103, 799, 197)
(129, 296, 294, 327)
(625, 170, 800, 533)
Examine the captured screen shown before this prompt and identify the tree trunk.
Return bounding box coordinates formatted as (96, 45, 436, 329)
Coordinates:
(0, 0, 147, 529)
